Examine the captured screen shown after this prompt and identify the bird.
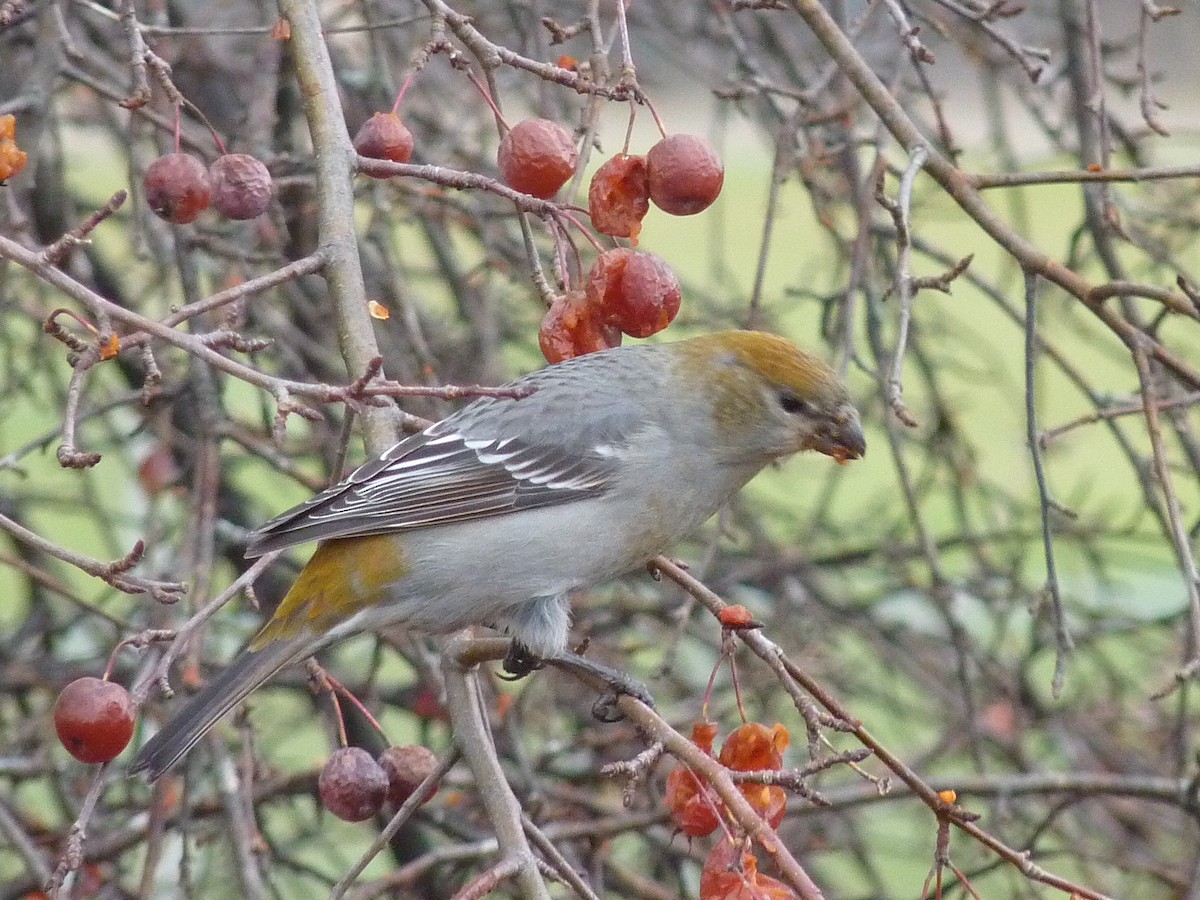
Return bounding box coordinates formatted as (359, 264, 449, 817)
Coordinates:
(131, 330, 865, 780)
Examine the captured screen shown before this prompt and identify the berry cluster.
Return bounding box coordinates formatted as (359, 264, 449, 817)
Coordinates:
(350, 93, 724, 364)
(550, 129, 722, 360)
(665, 721, 796, 899)
(590, 133, 724, 239)
(318, 744, 439, 822)
(539, 247, 682, 363)
(143, 151, 273, 224)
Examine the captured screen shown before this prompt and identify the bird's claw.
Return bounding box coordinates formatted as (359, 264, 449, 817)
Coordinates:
(500, 642, 655, 720)
(500, 641, 544, 680)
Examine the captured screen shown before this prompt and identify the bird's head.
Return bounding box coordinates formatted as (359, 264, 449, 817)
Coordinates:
(675, 331, 866, 466)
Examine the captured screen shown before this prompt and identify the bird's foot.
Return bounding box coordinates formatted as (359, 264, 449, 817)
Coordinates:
(498, 641, 654, 722)
(545, 651, 655, 723)
(499, 640, 544, 681)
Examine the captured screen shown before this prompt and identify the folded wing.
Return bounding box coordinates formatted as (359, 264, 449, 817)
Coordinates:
(245, 423, 621, 555)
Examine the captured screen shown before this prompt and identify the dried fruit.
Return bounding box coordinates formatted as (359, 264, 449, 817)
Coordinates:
(588, 153, 650, 240)
(719, 722, 790, 828)
(646, 134, 724, 216)
(354, 112, 414, 174)
(538, 290, 621, 364)
(665, 767, 722, 837)
(143, 153, 211, 224)
(718, 722, 789, 773)
(701, 840, 797, 900)
(664, 722, 722, 837)
(319, 747, 388, 821)
(0, 114, 29, 181)
(718, 605, 758, 629)
(54, 677, 135, 764)
(585, 248, 681, 338)
(378, 745, 439, 807)
(209, 153, 273, 220)
(497, 118, 578, 199)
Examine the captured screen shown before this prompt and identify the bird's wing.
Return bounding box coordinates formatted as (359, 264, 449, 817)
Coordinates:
(244, 411, 625, 556)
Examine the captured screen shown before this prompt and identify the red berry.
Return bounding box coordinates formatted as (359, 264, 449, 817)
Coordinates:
(378, 745, 439, 807)
(718, 722, 788, 772)
(497, 119, 578, 199)
(54, 677, 135, 764)
(0, 113, 29, 181)
(318, 747, 388, 822)
(645, 134, 724, 216)
(588, 153, 650, 240)
(538, 290, 621, 364)
(585, 248, 681, 338)
(664, 767, 721, 837)
(664, 722, 722, 838)
(701, 841, 796, 900)
(353, 112, 414, 175)
(143, 153, 211, 224)
(209, 153, 273, 220)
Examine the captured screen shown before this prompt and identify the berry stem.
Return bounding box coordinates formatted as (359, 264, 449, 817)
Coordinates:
(621, 104, 636, 156)
(324, 670, 390, 742)
(729, 650, 748, 724)
(180, 97, 227, 156)
(391, 72, 415, 115)
(330, 685, 349, 747)
(463, 70, 510, 132)
(644, 96, 668, 140)
(559, 209, 606, 254)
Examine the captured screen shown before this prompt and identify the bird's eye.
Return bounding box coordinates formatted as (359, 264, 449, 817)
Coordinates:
(777, 390, 814, 417)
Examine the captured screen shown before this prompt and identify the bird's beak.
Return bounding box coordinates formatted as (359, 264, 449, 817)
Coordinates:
(814, 403, 866, 464)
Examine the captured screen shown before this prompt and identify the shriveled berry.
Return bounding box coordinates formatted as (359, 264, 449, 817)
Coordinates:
(497, 119, 578, 199)
(665, 766, 721, 837)
(209, 153, 273, 220)
(646, 134, 724, 216)
(538, 290, 620, 364)
(719, 722, 790, 828)
(588, 153, 650, 240)
(664, 722, 722, 838)
(54, 677, 135, 764)
(353, 112, 414, 175)
(319, 747, 388, 822)
(0, 114, 29, 181)
(701, 841, 797, 900)
(143, 153, 211, 224)
(718, 722, 788, 773)
(378, 745, 439, 807)
(586, 248, 681, 338)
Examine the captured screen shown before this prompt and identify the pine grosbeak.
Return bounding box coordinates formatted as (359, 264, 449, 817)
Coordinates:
(133, 330, 864, 778)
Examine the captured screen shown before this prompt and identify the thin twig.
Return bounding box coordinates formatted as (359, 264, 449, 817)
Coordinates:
(1022, 271, 1073, 697)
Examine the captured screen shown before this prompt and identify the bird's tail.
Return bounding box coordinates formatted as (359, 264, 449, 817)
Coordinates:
(130, 634, 313, 781)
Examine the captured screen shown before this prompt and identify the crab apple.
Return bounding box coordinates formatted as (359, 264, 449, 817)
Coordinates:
(497, 118, 578, 199)
(319, 747, 388, 822)
(585, 248, 682, 338)
(209, 153, 273, 219)
(54, 677, 135, 764)
(354, 112, 414, 174)
(144, 153, 211, 224)
(379, 745, 439, 807)
(588, 153, 650, 240)
(646, 134, 724, 216)
(538, 290, 621, 364)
